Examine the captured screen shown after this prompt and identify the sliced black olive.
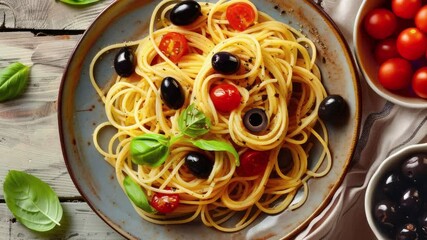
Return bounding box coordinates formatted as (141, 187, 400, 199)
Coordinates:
(243, 108, 268, 133)
(170, 1, 201, 26)
(318, 95, 348, 124)
(114, 47, 135, 77)
(160, 77, 185, 109)
(211, 52, 240, 75)
(185, 151, 213, 178)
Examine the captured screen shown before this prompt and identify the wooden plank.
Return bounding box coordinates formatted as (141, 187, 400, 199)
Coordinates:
(0, 0, 113, 30)
(0, 32, 81, 198)
(0, 202, 124, 239)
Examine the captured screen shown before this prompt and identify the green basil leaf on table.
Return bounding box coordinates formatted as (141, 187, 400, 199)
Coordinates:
(2, 170, 63, 232)
(123, 176, 156, 213)
(130, 133, 170, 166)
(59, 0, 100, 6)
(0, 62, 30, 102)
(178, 103, 211, 138)
(191, 139, 240, 166)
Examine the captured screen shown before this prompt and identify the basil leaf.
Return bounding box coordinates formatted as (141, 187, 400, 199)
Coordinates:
(123, 176, 156, 213)
(191, 139, 240, 166)
(178, 104, 211, 138)
(59, 0, 100, 6)
(2, 170, 63, 232)
(0, 62, 30, 102)
(130, 133, 170, 167)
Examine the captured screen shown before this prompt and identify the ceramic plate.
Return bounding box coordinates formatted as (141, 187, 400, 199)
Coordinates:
(58, 0, 361, 239)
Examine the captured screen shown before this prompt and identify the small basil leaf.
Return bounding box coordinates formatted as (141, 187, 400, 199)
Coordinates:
(123, 176, 156, 213)
(3, 170, 63, 232)
(178, 104, 211, 138)
(59, 0, 100, 6)
(130, 133, 170, 167)
(191, 139, 240, 166)
(0, 62, 30, 102)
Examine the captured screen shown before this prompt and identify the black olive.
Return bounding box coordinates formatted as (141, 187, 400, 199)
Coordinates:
(318, 95, 348, 124)
(243, 108, 268, 133)
(400, 187, 422, 217)
(396, 223, 419, 240)
(114, 47, 135, 77)
(382, 171, 406, 200)
(160, 77, 185, 109)
(373, 199, 400, 230)
(185, 151, 214, 178)
(278, 148, 293, 173)
(418, 213, 427, 238)
(211, 52, 241, 75)
(169, 1, 201, 26)
(401, 153, 427, 183)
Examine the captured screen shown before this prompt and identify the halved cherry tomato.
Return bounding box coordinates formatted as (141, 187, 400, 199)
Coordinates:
(226, 2, 256, 31)
(236, 150, 269, 177)
(392, 0, 422, 19)
(209, 83, 242, 112)
(364, 8, 397, 39)
(374, 38, 399, 64)
(378, 58, 413, 90)
(412, 67, 427, 98)
(159, 32, 189, 63)
(150, 190, 180, 214)
(396, 27, 427, 60)
(415, 6, 427, 33)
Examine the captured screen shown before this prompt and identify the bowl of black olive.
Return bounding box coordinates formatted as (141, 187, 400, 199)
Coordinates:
(365, 143, 427, 240)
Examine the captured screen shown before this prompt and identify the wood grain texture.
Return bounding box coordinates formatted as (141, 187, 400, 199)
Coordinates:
(0, 32, 81, 198)
(0, 203, 124, 239)
(0, 0, 113, 30)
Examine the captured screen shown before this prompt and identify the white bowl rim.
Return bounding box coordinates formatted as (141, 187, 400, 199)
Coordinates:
(364, 142, 427, 238)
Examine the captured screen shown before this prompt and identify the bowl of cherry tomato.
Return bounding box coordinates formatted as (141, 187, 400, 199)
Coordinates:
(354, 0, 427, 108)
(365, 143, 427, 239)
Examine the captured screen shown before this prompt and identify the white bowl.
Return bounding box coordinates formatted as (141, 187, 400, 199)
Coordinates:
(365, 143, 427, 239)
(353, 0, 427, 108)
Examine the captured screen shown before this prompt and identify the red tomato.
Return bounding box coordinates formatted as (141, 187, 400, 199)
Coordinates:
(396, 28, 427, 60)
(236, 150, 269, 177)
(209, 83, 241, 112)
(415, 6, 427, 33)
(159, 32, 189, 63)
(392, 0, 422, 19)
(150, 190, 180, 214)
(226, 2, 256, 31)
(364, 8, 397, 39)
(412, 67, 427, 98)
(378, 58, 413, 90)
(374, 38, 400, 64)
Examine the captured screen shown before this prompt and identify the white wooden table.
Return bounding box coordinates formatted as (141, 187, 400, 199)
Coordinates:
(0, 0, 125, 238)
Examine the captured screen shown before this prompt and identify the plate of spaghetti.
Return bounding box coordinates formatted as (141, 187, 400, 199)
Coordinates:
(58, 0, 361, 239)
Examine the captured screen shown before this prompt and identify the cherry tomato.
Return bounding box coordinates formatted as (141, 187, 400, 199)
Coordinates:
(392, 0, 422, 19)
(364, 8, 397, 39)
(209, 83, 242, 112)
(150, 190, 180, 214)
(226, 2, 256, 31)
(159, 32, 189, 63)
(374, 38, 400, 64)
(378, 58, 413, 90)
(236, 150, 269, 177)
(415, 6, 427, 33)
(397, 28, 427, 60)
(412, 67, 427, 98)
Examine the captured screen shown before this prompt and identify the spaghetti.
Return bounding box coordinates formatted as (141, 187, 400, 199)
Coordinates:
(90, 0, 331, 232)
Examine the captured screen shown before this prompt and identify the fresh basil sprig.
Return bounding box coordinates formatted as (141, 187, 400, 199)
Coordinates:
(123, 176, 156, 213)
(0, 62, 30, 102)
(130, 133, 170, 167)
(178, 103, 211, 138)
(59, 0, 100, 6)
(130, 104, 240, 167)
(2, 170, 63, 232)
